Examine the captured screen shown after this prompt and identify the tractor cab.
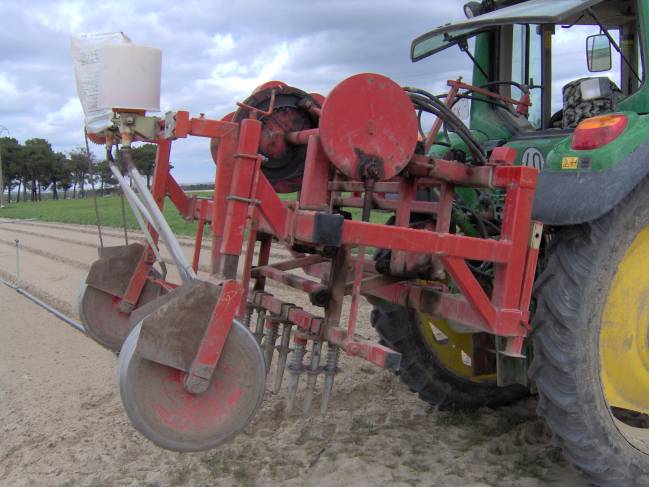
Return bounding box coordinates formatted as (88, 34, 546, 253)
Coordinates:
(412, 0, 648, 224)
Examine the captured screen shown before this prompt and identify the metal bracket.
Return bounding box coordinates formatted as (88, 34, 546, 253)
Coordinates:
(184, 280, 243, 394)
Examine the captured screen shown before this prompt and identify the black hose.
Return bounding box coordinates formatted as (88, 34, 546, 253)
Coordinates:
(408, 93, 486, 164)
(405, 87, 487, 164)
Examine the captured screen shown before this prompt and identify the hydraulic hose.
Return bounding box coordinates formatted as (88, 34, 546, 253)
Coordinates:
(405, 88, 487, 164)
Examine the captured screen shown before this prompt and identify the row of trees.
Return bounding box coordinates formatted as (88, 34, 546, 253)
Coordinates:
(0, 137, 157, 203)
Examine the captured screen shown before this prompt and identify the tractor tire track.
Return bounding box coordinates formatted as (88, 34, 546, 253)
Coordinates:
(1, 226, 100, 251)
(0, 219, 204, 249)
(0, 267, 78, 319)
(0, 219, 293, 260)
(0, 237, 89, 271)
(0, 226, 216, 274)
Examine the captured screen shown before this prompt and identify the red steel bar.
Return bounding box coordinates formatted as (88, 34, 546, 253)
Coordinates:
(333, 196, 439, 215)
(210, 122, 239, 275)
(286, 128, 320, 145)
(299, 136, 330, 210)
(424, 81, 460, 153)
(251, 266, 327, 294)
(192, 199, 208, 273)
(185, 280, 241, 393)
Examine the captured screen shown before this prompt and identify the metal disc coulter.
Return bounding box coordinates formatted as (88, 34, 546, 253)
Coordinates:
(118, 320, 265, 452)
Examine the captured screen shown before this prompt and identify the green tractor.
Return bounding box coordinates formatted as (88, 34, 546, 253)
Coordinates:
(372, 0, 649, 484)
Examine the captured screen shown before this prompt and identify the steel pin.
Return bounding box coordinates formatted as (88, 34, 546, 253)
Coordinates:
(302, 340, 322, 416)
(253, 309, 266, 344)
(286, 337, 307, 414)
(320, 344, 340, 415)
(261, 318, 279, 372)
(242, 305, 254, 329)
(273, 323, 293, 393)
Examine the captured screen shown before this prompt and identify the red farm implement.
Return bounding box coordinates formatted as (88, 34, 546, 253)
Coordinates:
(78, 73, 540, 451)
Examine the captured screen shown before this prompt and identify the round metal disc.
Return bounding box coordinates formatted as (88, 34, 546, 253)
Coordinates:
(319, 73, 418, 181)
(78, 279, 164, 351)
(215, 84, 320, 193)
(117, 320, 266, 452)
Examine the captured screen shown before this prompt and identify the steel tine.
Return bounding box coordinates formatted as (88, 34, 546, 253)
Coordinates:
(242, 305, 254, 329)
(273, 323, 293, 393)
(261, 317, 279, 372)
(302, 340, 323, 416)
(320, 344, 340, 415)
(286, 337, 307, 414)
(253, 309, 266, 344)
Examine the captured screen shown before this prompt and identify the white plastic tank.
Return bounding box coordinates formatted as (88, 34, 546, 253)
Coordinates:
(97, 43, 161, 112)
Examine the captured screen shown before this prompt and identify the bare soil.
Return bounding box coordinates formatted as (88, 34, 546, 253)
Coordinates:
(0, 219, 587, 486)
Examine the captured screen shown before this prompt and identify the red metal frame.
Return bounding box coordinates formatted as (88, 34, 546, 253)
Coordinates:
(117, 77, 542, 380)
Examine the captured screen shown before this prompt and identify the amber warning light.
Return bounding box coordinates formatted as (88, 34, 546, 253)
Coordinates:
(571, 114, 628, 151)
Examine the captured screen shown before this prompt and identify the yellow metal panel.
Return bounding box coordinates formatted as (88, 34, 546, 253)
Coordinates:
(418, 314, 495, 382)
(601, 226, 649, 414)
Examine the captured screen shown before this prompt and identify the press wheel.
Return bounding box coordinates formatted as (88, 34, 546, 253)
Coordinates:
(117, 320, 266, 452)
(78, 279, 164, 351)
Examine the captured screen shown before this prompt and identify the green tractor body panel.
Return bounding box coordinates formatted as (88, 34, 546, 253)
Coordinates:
(423, 0, 649, 225)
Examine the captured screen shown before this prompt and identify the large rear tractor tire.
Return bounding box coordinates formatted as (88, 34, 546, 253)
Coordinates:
(370, 299, 528, 409)
(531, 182, 649, 485)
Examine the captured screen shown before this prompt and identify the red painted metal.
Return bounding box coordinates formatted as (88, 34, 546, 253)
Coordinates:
(166, 174, 191, 218)
(425, 81, 460, 153)
(185, 280, 241, 392)
(326, 326, 399, 370)
(192, 199, 208, 273)
(298, 136, 330, 211)
(286, 128, 319, 145)
(319, 73, 419, 181)
(489, 146, 517, 165)
(251, 292, 324, 335)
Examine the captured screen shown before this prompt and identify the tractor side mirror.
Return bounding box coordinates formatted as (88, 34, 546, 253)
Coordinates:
(586, 34, 612, 72)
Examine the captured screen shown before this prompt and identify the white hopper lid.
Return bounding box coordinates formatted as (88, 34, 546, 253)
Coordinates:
(98, 43, 161, 112)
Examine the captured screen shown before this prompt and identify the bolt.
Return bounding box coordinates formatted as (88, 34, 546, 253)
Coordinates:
(183, 374, 209, 395)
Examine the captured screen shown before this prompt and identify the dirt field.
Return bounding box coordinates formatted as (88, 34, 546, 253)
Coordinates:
(0, 218, 588, 486)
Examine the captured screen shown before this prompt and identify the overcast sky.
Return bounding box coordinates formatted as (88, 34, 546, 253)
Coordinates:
(0, 1, 615, 183)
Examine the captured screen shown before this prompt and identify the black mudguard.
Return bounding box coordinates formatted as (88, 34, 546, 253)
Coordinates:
(532, 140, 649, 225)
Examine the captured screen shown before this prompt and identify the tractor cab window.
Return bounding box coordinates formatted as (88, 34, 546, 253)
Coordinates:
(506, 19, 645, 131)
(550, 24, 622, 126)
(411, 0, 645, 136)
(504, 3, 644, 131)
(510, 24, 543, 128)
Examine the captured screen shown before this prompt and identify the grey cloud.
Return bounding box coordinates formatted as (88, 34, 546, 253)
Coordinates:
(0, 0, 478, 182)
